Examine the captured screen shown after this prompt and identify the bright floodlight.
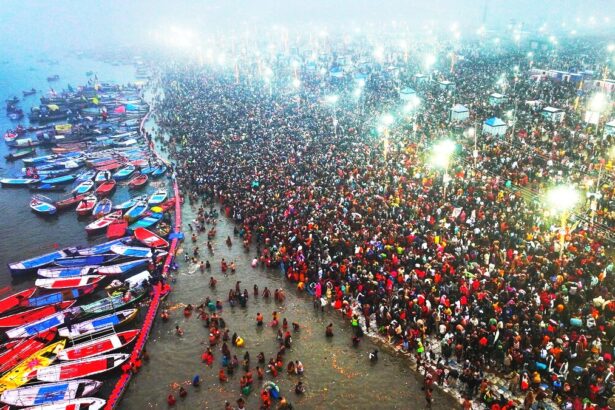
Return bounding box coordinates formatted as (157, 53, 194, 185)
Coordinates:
(590, 93, 607, 112)
(430, 140, 456, 169)
(292, 78, 301, 88)
(527, 52, 534, 58)
(381, 113, 394, 126)
(325, 95, 339, 105)
(424, 54, 436, 69)
(374, 47, 385, 62)
(467, 127, 476, 137)
(609, 44, 615, 52)
(356, 78, 366, 88)
(263, 67, 273, 78)
(217, 53, 226, 65)
(546, 185, 579, 214)
(353, 88, 362, 98)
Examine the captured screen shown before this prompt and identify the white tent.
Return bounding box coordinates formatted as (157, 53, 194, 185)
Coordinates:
(450, 104, 469, 121)
(414, 73, 428, 85)
(605, 120, 615, 138)
(542, 107, 565, 122)
(438, 80, 455, 91)
(483, 117, 507, 137)
(400, 87, 417, 101)
(489, 93, 507, 106)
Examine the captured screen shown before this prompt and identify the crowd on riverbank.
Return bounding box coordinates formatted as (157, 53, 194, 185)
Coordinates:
(152, 36, 614, 409)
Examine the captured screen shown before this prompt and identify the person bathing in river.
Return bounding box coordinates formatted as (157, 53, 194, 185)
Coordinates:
(256, 312, 263, 326)
(325, 323, 334, 337)
(209, 276, 217, 288)
(262, 287, 271, 298)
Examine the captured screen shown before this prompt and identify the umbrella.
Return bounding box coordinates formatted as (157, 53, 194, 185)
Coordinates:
(151, 206, 163, 213)
(47, 104, 59, 111)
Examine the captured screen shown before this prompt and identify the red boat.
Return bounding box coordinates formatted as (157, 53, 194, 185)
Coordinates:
(0, 301, 75, 328)
(76, 195, 97, 216)
(35, 353, 129, 382)
(94, 180, 116, 197)
(0, 288, 37, 315)
(134, 227, 169, 248)
(85, 210, 123, 234)
(55, 194, 86, 210)
(0, 330, 56, 373)
(58, 329, 139, 361)
(106, 220, 128, 239)
(95, 162, 122, 172)
(130, 159, 149, 167)
(128, 173, 148, 189)
(35, 275, 104, 291)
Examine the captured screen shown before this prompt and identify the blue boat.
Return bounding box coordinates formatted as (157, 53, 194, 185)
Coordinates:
(40, 174, 76, 185)
(37, 265, 99, 278)
(71, 180, 94, 195)
(139, 165, 155, 175)
(147, 188, 167, 205)
(0, 178, 39, 187)
(9, 247, 79, 276)
(75, 169, 96, 184)
(30, 195, 57, 216)
(77, 237, 132, 256)
(112, 165, 135, 180)
(94, 170, 112, 184)
(128, 213, 162, 232)
(110, 245, 152, 258)
(7, 308, 80, 339)
(0, 380, 103, 407)
(151, 165, 167, 178)
(25, 287, 94, 308)
(92, 198, 112, 216)
(113, 195, 145, 211)
(124, 200, 148, 220)
(54, 253, 119, 268)
(96, 258, 149, 275)
(22, 154, 57, 165)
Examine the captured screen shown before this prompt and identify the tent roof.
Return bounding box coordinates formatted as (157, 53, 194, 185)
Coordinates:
(543, 106, 562, 113)
(451, 104, 468, 112)
(400, 87, 416, 94)
(439, 80, 454, 85)
(490, 93, 506, 98)
(484, 117, 506, 127)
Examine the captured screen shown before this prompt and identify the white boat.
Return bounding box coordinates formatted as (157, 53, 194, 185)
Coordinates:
(147, 188, 167, 205)
(109, 244, 152, 258)
(0, 379, 102, 407)
(57, 309, 137, 339)
(21, 397, 106, 410)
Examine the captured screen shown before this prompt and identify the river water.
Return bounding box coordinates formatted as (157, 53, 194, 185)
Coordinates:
(118, 89, 457, 410)
(0, 56, 457, 409)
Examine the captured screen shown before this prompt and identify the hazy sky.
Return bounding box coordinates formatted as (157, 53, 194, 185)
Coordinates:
(0, 0, 612, 55)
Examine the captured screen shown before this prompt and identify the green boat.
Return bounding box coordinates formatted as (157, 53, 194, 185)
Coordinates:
(79, 289, 146, 317)
(5, 147, 36, 161)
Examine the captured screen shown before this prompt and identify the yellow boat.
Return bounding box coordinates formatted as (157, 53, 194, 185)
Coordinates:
(0, 340, 65, 393)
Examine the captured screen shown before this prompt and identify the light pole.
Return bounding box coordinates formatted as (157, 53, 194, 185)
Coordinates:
(380, 113, 394, 160)
(430, 139, 456, 199)
(545, 185, 579, 259)
(324, 94, 339, 137)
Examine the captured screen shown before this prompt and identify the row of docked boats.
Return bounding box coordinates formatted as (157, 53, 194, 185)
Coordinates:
(0, 225, 172, 408)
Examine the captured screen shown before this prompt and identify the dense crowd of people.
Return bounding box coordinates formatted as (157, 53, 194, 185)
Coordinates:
(152, 35, 614, 409)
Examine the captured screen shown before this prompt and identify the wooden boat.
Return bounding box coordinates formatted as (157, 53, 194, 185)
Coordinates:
(0, 331, 56, 374)
(29, 184, 66, 193)
(39, 174, 75, 185)
(19, 287, 96, 310)
(151, 165, 167, 178)
(124, 200, 147, 221)
(0, 340, 65, 393)
(128, 173, 148, 189)
(147, 188, 167, 205)
(75, 195, 97, 216)
(93, 170, 111, 184)
(0, 379, 102, 407)
(0, 301, 75, 328)
(4, 147, 36, 161)
(134, 227, 169, 248)
(9, 248, 80, 276)
(6, 307, 81, 339)
(85, 210, 122, 234)
(21, 397, 106, 410)
(93, 180, 115, 198)
(76, 237, 131, 256)
(0, 288, 37, 314)
(71, 181, 94, 196)
(94, 162, 121, 172)
(111, 165, 135, 180)
(54, 194, 86, 210)
(36, 353, 128, 382)
(58, 330, 139, 361)
(58, 309, 138, 339)
(74, 170, 96, 184)
(37, 266, 98, 278)
(110, 245, 151, 258)
(106, 271, 151, 294)
(113, 195, 145, 211)
(128, 213, 162, 232)
(22, 88, 37, 97)
(54, 254, 118, 268)
(78, 290, 145, 316)
(0, 178, 38, 187)
(35, 275, 104, 291)
(92, 198, 112, 217)
(30, 196, 57, 216)
(106, 220, 127, 239)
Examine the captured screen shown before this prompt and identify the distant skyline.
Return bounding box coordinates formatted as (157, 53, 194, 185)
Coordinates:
(0, 0, 612, 56)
